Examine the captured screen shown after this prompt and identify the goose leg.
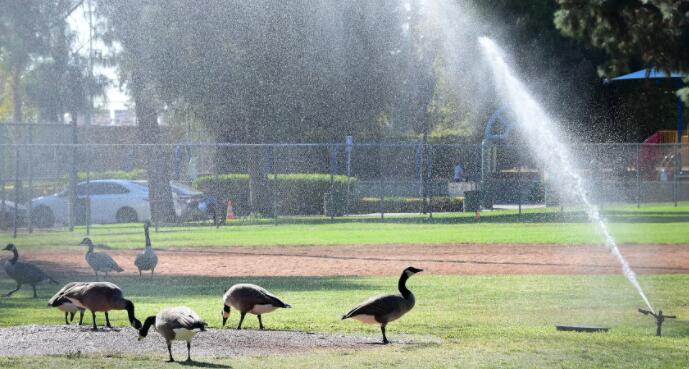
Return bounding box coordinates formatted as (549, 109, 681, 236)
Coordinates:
(78, 309, 84, 325)
(186, 341, 192, 362)
(257, 315, 264, 330)
(31, 284, 38, 298)
(138, 269, 141, 277)
(69, 311, 76, 323)
(167, 342, 174, 362)
(381, 323, 389, 344)
(151, 269, 154, 278)
(237, 312, 246, 329)
(91, 311, 98, 331)
(64, 312, 69, 325)
(5, 283, 21, 297)
(105, 312, 112, 328)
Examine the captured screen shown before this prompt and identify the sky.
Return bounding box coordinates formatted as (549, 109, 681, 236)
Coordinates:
(67, 1, 130, 113)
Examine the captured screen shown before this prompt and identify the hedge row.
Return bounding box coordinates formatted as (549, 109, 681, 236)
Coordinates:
(193, 173, 354, 216)
(77, 169, 145, 181)
(353, 196, 463, 214)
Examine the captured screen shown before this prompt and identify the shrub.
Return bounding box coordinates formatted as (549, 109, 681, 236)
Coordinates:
(353, 196, 463, 214)
(77, 169, 145, 181)
(193, 173, 355, 216)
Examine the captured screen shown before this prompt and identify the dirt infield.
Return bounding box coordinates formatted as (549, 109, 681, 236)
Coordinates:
(10, 244, 689, 277)
(0, 325, 435, 357)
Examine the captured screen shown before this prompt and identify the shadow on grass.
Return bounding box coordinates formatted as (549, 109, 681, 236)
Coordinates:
(179, 360, 231, 368)
(0, 275, 380, 300)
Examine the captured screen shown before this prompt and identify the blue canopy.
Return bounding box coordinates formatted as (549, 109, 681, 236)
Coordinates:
(612, 68, 684, 81)
(610, 69, 686, 143)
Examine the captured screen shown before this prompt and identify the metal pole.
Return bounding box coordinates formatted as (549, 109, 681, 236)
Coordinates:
(518, 163, 522, 217)
(272, 145, 278, 226)
(0, 126, 6, 229)
(27, 126, 33, 233)
(86, 149, 91, 236)
(345, 136, 352, 216)
(69, 114, 77, 231)
(379, 142, 384, 220)
(13, 148, 19, 238)
(329, 144, 335, 222)
(674, 143, 679, 207)
(636, 144, 641, 208)
(427, 144, 433, 219)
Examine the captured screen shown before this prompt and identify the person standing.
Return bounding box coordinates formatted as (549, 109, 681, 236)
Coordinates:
(453, 162, 464, 182)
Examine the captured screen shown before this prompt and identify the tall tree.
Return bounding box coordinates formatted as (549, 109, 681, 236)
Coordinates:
(555, 0, 689, 103)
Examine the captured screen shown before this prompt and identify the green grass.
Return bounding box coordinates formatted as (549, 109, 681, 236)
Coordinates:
(1, 274, 689, 368)
(3, 203, 689, 249)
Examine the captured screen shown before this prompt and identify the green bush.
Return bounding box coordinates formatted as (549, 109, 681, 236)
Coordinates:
(193, 173, 355, 216)
(77, 169, 145, 181)
(354, 196, 463, 214)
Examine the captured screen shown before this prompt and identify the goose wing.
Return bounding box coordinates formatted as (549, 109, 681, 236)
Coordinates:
(9, 261, 54, 284)
(342, 294, 404, 319)
(246, 284, 290, 307)
(48, 282, 86, 306)
(89, 252, 123, 272)
(62, 281, 121, 301)
(161, 307, 207, 330)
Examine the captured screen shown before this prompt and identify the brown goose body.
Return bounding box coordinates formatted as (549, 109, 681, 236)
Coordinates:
(342, 266, 422, 344)
(61, 281, 141, 330)
(222, 283, 291, 329)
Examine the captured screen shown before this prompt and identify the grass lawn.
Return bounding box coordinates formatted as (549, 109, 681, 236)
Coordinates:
(2, 202, 689, 249)
(0, 273, 688, 368)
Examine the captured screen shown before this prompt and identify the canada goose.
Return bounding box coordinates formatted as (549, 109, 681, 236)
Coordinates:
(80, 238, 123, 277)
(59, 281, 141, 331)
(134, 221, 158, 277)
(3, 243, 58, 298)
(341, 266, 423, 344)
(138, 307, 207, 362)
(48, 282, 86, 325)
(221, 283, 291, 330)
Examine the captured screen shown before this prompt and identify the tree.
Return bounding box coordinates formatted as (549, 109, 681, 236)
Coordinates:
(98, 0, 177, 223)
(555, 0, 689, 103)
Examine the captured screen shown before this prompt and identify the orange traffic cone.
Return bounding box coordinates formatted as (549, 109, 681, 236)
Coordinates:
(475, 210, 481, 221)
(226, 200, 235, 221)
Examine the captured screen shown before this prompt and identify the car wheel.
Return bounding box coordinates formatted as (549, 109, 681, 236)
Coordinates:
(32, 206, 55, 228)
(116, 207, 138, 223)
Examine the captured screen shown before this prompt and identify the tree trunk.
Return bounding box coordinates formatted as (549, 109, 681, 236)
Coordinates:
(134, 82, 176, 223)
(11, 67, 22, 123)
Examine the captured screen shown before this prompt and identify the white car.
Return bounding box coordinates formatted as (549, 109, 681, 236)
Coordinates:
(31, 180, 152, 227)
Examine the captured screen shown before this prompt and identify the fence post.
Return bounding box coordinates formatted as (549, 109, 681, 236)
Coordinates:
(517, 162, 522, 217)
(427, 144, 433, 219)
(273, 144, 278, 225)
(0, 126, 5, 229)
(13, 148, 19, 238)
(674, 143, 679, 207)
(329, 144, 336, 222)
(27, 126, 33, 234)
(379, 142, 384, 220)
(85, 150, 91, 236)
(69, 115, 78, 231)
(636, 144, 641, 208)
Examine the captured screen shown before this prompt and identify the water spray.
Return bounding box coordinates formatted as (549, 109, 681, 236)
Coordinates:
(477, 36, 655, 314)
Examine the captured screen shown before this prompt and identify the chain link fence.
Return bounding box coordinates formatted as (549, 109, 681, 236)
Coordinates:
(0, 141, 686, 235)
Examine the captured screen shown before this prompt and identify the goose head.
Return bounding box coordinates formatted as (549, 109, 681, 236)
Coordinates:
(403, 266, 423, 277)
(3, 243, 15, 251)
(221, 304, 230, 326)
(79, 238, 93, 247)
